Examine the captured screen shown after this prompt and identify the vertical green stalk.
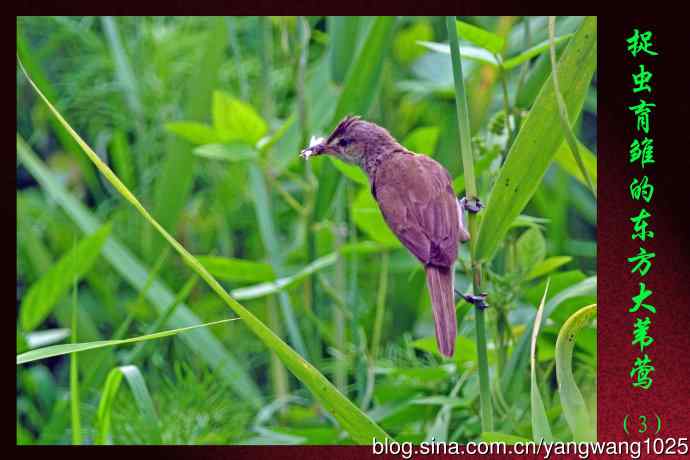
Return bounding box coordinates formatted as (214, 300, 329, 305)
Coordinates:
(360, 250, 389, 410)
(70, 273, 81, 444)
(515, 17, 532, 103)
(296, 16, 321, 366)
(446, 16, 494, 432)
(371, 252, 389, 361)
(496, 59, 514, 144)
(334, 184, 347, 393)
(267, 296, 289, 403)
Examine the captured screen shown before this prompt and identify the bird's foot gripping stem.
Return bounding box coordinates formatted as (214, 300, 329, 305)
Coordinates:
(459, 196, 484, 214)
(454, 290, 490, 310)
(457, 196, 483, 242)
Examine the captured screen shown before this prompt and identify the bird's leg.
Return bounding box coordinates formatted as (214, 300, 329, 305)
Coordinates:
(454, 289, 489, 310)
(457, 196, 484, 242)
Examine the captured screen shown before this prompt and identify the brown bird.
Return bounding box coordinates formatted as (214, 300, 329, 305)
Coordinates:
(301, 116, 479, 357)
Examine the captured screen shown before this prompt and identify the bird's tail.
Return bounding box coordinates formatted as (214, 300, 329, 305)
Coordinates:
(425, 265, 457, 357)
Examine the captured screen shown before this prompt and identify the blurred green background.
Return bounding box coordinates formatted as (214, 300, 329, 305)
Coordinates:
(17, 16, 596, 445)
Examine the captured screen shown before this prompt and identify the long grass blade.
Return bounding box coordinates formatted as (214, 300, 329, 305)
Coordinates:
(529, 279, 554, 442)
(17, 318, 238, 365)
(18, 60, 390, 443)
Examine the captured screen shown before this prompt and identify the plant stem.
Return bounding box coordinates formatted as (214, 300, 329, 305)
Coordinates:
(371, 251, 390, 360)
(446, 16, 494, 432)
(496, 59, 514, 144)
(334, 184, 347, 393)
(361, 251, 388, 410)
(70, 272, 81, 445)
(296, 16, 322, 367)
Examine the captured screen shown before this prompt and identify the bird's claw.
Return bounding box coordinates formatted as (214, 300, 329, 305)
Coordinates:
(454, 290, 489, 310)
(459, 196, 484, 214)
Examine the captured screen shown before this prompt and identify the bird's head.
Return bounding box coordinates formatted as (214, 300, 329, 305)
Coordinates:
(300, 116, 395, 166)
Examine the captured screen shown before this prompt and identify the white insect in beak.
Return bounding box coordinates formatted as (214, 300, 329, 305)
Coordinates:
(300, 136, 326, 159)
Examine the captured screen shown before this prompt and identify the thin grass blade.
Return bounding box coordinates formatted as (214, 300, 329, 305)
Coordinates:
(95, 365, 160, 444)
(529, 279, 554, 442)
(17, 318, 238, 364)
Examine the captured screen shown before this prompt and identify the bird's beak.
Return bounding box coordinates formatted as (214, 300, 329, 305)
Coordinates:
(300, 137, 328, 159)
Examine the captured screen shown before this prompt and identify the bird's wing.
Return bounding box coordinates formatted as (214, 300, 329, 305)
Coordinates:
(374, 154, 459, 267)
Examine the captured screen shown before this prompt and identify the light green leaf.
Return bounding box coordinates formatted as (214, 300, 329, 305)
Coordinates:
(516, 227, 546, 272)
(411, 396, 468, 407)
(394, 21, 433, 64)
(197, 256, 275, 283)
(475, 17, 596, 262)
(351, 188, 401, 246)
(401, 126, 439, 155)
(25, 328, 71, 349)
(455, 19, 504, 54)
(556, 304, 597, 441)
(527, 256, 573, 280)
(554, 140, 597, 187)
(17, 318, 238, 365)
(212, 90, 268, 145)
(417, 40, 497, 66)
(503, 34, 573, 69)
(20, 224, 111, 331)
(193, 143, 257, 162)
(231, 254, 337, 300)
(411, 335, 487, 365)
(340, 241, 398, 255)
(530, 280, 554, 442)
(95, 365, 159, 444)
(165, 121, 220, 145)
(418, 34, 573, 71)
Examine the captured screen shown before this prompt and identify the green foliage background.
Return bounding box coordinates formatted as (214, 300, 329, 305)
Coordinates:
(17, 16, 597, 445)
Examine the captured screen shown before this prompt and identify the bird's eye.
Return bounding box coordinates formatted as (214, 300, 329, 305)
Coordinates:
(338, 138, 350, 147)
